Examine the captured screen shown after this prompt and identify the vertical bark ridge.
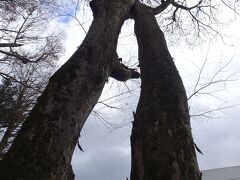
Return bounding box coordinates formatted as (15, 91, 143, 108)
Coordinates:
(130, 2, 201, 180)
(0, 0, 134, 179)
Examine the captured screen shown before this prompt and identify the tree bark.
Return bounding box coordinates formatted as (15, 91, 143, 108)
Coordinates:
(130, 3, 201, 180)
(0, 0, 135, 179)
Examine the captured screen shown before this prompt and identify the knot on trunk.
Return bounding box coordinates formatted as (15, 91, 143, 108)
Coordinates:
(110, 58, 140, 81)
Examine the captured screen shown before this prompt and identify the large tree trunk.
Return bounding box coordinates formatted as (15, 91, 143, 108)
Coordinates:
(0, 0, 134, 179)
(130, 3, 201, 180)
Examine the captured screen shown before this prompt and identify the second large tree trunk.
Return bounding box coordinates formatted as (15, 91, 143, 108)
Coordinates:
(0, 0, 134, 179)
(130, 3, 201, 180)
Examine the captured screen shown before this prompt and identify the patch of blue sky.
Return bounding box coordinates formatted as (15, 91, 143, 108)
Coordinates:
(58, 15, 72, 23)
(56, 3, 80, 23)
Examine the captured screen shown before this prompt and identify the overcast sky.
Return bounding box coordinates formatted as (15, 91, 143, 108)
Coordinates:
(56, 3, 240, 180)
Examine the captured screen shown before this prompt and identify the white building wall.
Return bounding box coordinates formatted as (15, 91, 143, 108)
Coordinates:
(202, 166, 240, 180)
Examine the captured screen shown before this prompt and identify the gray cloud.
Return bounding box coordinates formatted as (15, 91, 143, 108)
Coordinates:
(73, 148, 130, 180)
(72, 112, 133, 180)
(193, 109, 240, 170)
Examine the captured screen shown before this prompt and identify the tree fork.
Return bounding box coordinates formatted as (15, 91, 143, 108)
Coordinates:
(130, 2, 201, 180)
(110, 55, 140, 81)
(0, 0, 135, 179)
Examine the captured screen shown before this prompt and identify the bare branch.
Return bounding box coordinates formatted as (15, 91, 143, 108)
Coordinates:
(152, 0, 172, 15)
(0, 29, 18, 33)
(0, 43, 23, 47)
(220, 0, 240, 16)
(0, 49, 32, 64)
(188, 57, 237, 101)
(97, 101, 120, 110)
(0, 72, 30, 88)
(190, 104, 239, 118)
(58, 12, 87, 34)
(193, 44, 210, 93)
(171, 0, 203, 11)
